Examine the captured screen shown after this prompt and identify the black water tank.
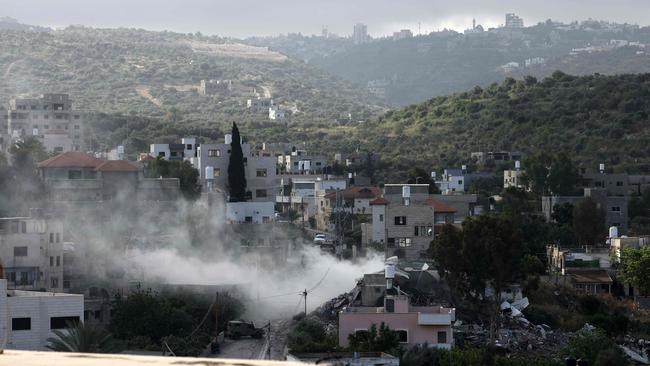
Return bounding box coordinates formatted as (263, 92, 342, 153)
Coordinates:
(565, 358, 577, 366)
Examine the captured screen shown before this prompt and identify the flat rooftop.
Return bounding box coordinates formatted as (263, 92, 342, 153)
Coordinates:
(8, 290, 82, 298)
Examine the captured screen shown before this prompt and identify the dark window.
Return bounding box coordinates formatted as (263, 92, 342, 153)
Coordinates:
(50, 233, 54, 243)
(158, 152, 165, 157)
(186, 144, 192, 150)
(14, 246, 28, 256)
(50, 256, 54, 266)
(56, 233, 60, 243)
(616, 181, 624, 186)
(68, 170, 82, 179)
(50, 316, 80, 330)
(170, 151, 178, 157)
(387, 238, 395, 247)
(12, 318, 31, 331)
(394, 216, 407, 225)
(255, 189, 267, 198)
(437, 331, 447, 344)
(385, 298, 395, 312)
(56, 256, 61, 267)
(414, 226, 419, 236)
(245, 216, 253, 223)
(396, 330, 408, 343)
(51, 277, 59, 288)
(21, 221, 26, 233)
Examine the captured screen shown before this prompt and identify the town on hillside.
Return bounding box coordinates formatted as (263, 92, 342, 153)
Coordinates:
(2, 7, 650, 366)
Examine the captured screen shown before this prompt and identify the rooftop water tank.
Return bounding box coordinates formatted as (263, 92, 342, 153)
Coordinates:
(609, 226, 618, 239)
(225, 134, 232, 144)
(205, 166, 214, 180)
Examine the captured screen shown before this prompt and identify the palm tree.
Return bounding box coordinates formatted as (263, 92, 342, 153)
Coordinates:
(47, 321, 121, 353)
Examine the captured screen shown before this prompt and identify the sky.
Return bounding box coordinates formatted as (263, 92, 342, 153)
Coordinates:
(2, 0, 649, 38)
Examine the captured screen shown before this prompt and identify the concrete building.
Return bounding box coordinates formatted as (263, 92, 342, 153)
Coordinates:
(37, 152, 180, 203)
(505, 13, 524, 29)
(226, 201, 275, 224)
(268, 106, 286, 120)
(504, 169, 526, 189)
(197, 134, 277, 202)
(432, 194, 481, 218)
(277, 177, 346, 222)
(542, 188, 628, 234)
(315, 186, 381, 231)
(392, 29, 413, 40)
(434, 169, 465, 194)
(247, 98, 273, 109)
(0, 214, 64, 292)
(5, 94, 89, 153)
(611, 237, 650, 262)
(0, 279, 84, 350)
(198, 79, 232, 96)
(353, 23, 368, 45)
(470, 151, 523, 165)
(149, 137, 197, 162)
(339, 294, 454, 349)
(279, 150, 327, 175)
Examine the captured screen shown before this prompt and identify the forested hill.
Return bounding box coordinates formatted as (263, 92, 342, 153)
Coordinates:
(305, 72, 650, 181)
(0, 26, 384, 132)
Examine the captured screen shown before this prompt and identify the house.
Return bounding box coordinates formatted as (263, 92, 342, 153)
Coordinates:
(247, 98, 273, 109)
(566, 269, 613, 295)
(279, 150, 327, 175)
(0, 279, 84, 350)
(197, 134, 276, 202)
(149, 137, 197, 162)
(431, 194, 481, 218)
(268, 107, 287, 120)
(434, 169, 465, 194)
(504, 166, 526, 190)
(611, 236, 650, 262)
(0, 212, 64, 292)
(36, 152, 180, 203)
(339, 263, 455, 349)
(546, 244, 613, 295)
(277, 177, 347, 224)
(5, 93, 89, 153)
(542, 188, 628, 234)
(199, 79, 231, 96)
(226, 201, 275, 224)
(470, 151, 523, 165)
(315, 187, 381, 231)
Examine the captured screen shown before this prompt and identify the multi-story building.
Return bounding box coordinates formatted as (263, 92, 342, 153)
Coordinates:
(37, 152, 180, 203)
(198, 79, 232, 96)
(505, 13, 524, 29)
(504, 168, 526, 190)
(392, 29, 413, 40)
(542, 188, 628, 234)
(279, 150, 327, 174)
(470, 151, 523, 165)
(247, 98, 273, 109)
(353, 23, 368, 45)
(0, 279, 84, 350)
(150, 137, 197, 163)
(434, 169, 465, 194)
(0, 213, 64, 292)
(315, 186, 381, 231)
(196, 134, 277, 202)
(5, 94, 89, 153)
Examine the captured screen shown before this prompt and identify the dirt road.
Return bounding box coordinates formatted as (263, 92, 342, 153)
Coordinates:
(213, 319, 293, 360)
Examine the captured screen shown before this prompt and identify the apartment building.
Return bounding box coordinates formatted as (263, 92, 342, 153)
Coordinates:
(150, 137, 197, 163)
(197, 134, 277, 202)
(504, 169, 526, 190)
(5, 93, 89, 153)
(0, 279, 84, 350)
(0, 214, 64, 292)
(542, 188, 628, 233)
(315, 186, 381, 231)
(199, 79, 232, 96)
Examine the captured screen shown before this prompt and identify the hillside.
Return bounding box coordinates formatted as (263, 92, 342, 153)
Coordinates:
(0, 26, 384, 138)
(255, 21, 650, 106)
(318, 72, 650, 181)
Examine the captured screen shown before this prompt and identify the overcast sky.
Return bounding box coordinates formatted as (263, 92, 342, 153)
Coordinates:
(3, 0, 649, 38)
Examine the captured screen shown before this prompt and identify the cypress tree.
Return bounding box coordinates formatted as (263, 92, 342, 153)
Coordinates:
(227, 122, 247, 201)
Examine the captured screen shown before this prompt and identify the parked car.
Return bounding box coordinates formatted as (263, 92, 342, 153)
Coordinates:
(313, 234, 327, 244)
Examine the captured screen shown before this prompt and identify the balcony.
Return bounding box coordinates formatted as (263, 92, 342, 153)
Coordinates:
(47, 179, 103, 190)
(417, 312, 453, 325)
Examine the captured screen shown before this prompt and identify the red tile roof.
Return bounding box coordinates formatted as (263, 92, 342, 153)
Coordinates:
(37, 152, 102, 168)
(94, 160, 140, 172)
(325, 186, 381, 200)
(369, 197, 389, 205)
(425, 198, 458, 213)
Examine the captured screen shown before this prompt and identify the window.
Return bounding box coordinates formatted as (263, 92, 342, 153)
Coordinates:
(44, 125, 49, 129)
(50, 316, 80, 330)
(56, 233, 60, 243)
(21, 221, 26, 233)
(74, 115, 80, 120)
(170, 151, 178, 157)
(255, 189, 267, 198)
(398, 238, 412, 247)
(262, 216, 270, 223)
(74, 124, 79, 129)
(73, 135, 80, 139)
(56, 256, 61, 267)
(396, 330, 408, 343)
(244, 216, 253, 223)
(208, 149, 221, 157)
(256, 169, 267, 177)
(68, 170, 82, 179)
(387, 238, 395, 247)
(414, 226, 419, 236)
(214, 168, 221, 177)
(50, 233, 54, 243)
(612, 206, 621, 212)
(50, 256, 54, 266)
(51, 277, 59, 288)
(437, 331, 447, 344)
(158, 152, 166, 157)
(394, 216, 407, 225)
(14, 246, 27, 257)
(379, 214, 384, 222)
(616, 181, 624, 187)
(12, 318, 31, 331)
(385, 298, 395, 313)
(186, 144, 192, 150)
(20, 272, 29, 285)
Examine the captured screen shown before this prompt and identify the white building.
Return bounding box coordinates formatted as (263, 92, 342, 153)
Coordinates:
(279, 150, 327, 174)
(0, 279, 84, 350)
(353, 23, 368, 45)
(505, 13, 524, 28)
(392, 29, 413, 40)
(226, 201, 275, 224)
(149, 137, 197, 162)
(247, 98, 273, 109)
(0, 215, 64, 292)
(269, 107, 286, 120)
(504, 169, 526, 189)
(197, 134, 277, 202)
(435, 169, 465, 194)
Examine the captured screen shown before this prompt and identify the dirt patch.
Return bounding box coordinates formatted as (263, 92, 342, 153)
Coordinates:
(187, 41, 287, 62)
(135, 85, 163, 107)
(164, 84, 199, 92)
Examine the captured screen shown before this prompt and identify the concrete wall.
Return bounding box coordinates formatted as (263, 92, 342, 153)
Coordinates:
(226, 202, 275, 224)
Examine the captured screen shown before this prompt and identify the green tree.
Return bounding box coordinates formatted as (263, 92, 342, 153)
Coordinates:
(546, 153, 580, 195)
(145, 157, 200, 199)
(347, 322, 400, 354)
(227, 122, 247, 201)
(47, 321, 122, 353)
(287, 319, 336, 352)
(551, 202, 574, 225)
(572, 197, 606, 247)
(563, 329, 627, 365)
(407, 167, 439, 194)
(522, 153, 552, 197)
(498, 187, 532, 219)
(620, 246, 650, 295)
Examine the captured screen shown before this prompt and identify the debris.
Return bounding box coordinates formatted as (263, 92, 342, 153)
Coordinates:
(620, 345, 650, 365)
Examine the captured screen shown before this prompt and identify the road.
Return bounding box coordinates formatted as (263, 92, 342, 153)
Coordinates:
(213, 319, 293, 360)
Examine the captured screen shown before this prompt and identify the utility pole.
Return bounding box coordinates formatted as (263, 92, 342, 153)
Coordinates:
(302, 289, 308, 315)
(266, 321, 271, 359)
